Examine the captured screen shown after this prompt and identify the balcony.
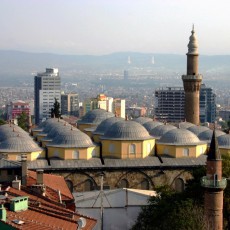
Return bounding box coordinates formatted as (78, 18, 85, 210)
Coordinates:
(201, 176, 227, 189)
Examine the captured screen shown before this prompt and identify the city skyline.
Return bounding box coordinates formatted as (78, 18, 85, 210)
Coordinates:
(1, 0, 230, 55)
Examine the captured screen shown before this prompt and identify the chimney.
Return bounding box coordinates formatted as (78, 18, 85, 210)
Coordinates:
(21, 154, 27, 186)
(12, 176, 21, 190)
(57, 190, 62, 204)
(0, 204, 6, 222)
(36, 170, 44, 185)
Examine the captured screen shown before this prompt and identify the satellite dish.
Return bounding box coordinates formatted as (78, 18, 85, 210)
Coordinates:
(77, 217, 86, 229)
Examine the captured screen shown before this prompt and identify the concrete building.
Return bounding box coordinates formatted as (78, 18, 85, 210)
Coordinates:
(83, 94, 125, 118)
(34, 68, 61, 124)
(219, 110, 230, 122)
(154, 85, 216, 123)
(155, 87, 184, 122)
(74, 188, 156, 230)
(182, 26, 202, 125)
(6, 100, 30, 120)
(61, 93, 79, 116)
(126, 107, 147, 118)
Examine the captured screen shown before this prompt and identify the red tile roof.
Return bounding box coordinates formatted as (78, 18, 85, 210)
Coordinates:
(27, 170, 73, 202)
(2, 186, 97, 230)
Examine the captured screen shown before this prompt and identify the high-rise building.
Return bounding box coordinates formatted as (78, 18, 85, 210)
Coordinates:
(182, 26, 202, 125)
(200, 84, 216, 123)
(61, 93, 79, 116)
(155, 85, 216, 123)
(155, 87, 184, 122)
(34, 68, 61, 124)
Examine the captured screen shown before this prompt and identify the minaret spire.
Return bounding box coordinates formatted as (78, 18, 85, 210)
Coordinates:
(182, 26, 202, 125)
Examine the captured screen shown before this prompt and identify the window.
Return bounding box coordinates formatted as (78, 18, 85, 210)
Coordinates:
(72, 150, 79, 159)
(119, 179, 129, 188)
(53, 150, 59, 158)
(141, 179, 150, 190)
(183, 148, 189, 157)
(16, 154, 21, 161)
(129, 144, 136, 154)
(175, 178, 185, 192)
(109, 144, 115, 154)
(163, 148, 169, 155)
(147, 143, 151, 154)
(84, 179, 94, 191)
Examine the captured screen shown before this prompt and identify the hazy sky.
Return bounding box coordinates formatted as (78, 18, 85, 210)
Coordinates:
(1, 0, 230, 55)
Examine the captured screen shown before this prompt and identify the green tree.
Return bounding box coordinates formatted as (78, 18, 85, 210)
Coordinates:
(51, 98, 61, 118)
(0, 119, 6, 125)
(17, 112, 28, 131)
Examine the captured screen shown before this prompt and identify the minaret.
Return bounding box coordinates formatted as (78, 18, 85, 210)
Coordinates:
(182, 25, 202, 125)
(201, 130, 227, 229)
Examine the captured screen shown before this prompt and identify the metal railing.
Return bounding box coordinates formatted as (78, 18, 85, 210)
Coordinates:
(201, 176, 227, 189)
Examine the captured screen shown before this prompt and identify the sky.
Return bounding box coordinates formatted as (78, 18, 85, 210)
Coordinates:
(0, 0, 230, 55)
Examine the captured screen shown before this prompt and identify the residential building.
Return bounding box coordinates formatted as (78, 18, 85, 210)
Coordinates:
(126, 107, 147, 118)
(61, 93, 79, 116)
(6, 100, 30, 121)
(219, 110, 230, 122)
(34, 68, 61, 124)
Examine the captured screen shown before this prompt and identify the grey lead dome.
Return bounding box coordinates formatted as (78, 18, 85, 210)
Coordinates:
(158, 129, 202, 145)
(101, 120, 152, 140)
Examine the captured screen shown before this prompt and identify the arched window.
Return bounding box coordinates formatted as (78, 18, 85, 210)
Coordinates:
(109, 144, 115, 154)
(84, 179, 94, 191)
(119, 179, 129, 188)
(175, 178, 185, 192)
(141, 179, 150, 190)
(72, 150, 79, 159)
(53, 150, 59, 158)
(16, 154, 21, 161)
(65, 180, 74, 193)
(183, 148, 189, 157)
(147, 143, 151, 154)
(129, 144, 136, 154)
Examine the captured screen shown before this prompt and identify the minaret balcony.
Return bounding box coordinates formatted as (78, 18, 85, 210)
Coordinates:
(201, 176, 227, 189)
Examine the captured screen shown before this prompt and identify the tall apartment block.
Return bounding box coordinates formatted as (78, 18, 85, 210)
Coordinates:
(155, 87, 185, 122)
(182, 26, 202, 125)
(61, 93, 79, 116)
(34, 68, 61, 124)
(155, 85, 216, 123)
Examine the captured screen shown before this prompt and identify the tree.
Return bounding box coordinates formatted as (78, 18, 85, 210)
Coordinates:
(17, 112, 28, 131)
(0, 119, 6, 125)
(51, 98, 61, 118)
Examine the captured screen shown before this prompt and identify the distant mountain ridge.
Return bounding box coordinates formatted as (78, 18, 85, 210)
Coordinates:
(0, 50, 229, 77)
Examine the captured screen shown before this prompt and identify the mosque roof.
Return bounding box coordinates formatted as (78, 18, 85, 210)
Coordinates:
(149, 124, 177, 139)
(0, 136, 42, 153)
(158, 129, 204, 145)
(133, 117, 153, 125)
(77, 109, 114, 125)
(217, 134, 230, 148)
(198, 129, 225, 141)
(93, 117, 124, 135)
(47, 128, 95, 148)
(143, 121, 164, 132)
(187, 125, 210, 136)
(101, 120, 152, 140)
(0, 128, 29, 142)
(178, 121, 196, 129)
(32, 118, 64, 132)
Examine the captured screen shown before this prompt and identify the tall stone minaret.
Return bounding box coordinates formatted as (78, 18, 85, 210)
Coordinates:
(201, 130, 227, 229)
(182, 25, 202, 125)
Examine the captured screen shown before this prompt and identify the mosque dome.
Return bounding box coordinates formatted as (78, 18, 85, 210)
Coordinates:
(0, 128, 29, 142)
(198, 130, 225, 141)
(77, 109, 114, 125)
(143, 121, 164, 132)
(93, 117, 123, 135)
(178, 121, 196, 129)
(158, 129, 202, 145)
(133, 117, 153, 125)
(150, 124, 177, 139)
(187, 126, 209, 136)
(41, 122, 72, 141)
(102, 120, 152, 140)
(0, 136, 42, 152)
(47, 128, 95, 148)
(217, 134, 230, 148)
